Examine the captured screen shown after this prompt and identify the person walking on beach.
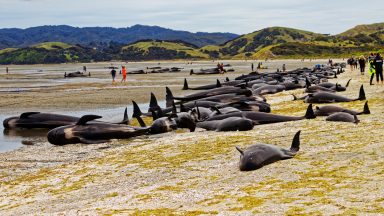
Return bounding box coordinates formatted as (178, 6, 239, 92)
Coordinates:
(282, 64, 286, 72)
(347, 57, 355, 71)
(121, 65, 127, 83)
(219, 63, 225, 74)
(83, 65, 87, 73)
(110, 67, 117, 84)
(358, 56, 366, 75)
(368, 53, 376, 85)
(251, 63, 254, 72)
(6, 67, 9, 74)
(373, 53, 383, 84)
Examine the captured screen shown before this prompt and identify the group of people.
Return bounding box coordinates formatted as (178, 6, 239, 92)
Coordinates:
(347, 53, 383, 85)
(216, 63, 225, 74)
(110, 66, 127, 84)
(347, 56, 366, 74)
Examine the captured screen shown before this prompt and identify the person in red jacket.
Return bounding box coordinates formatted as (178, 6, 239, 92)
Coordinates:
(121, 66, 127, 83)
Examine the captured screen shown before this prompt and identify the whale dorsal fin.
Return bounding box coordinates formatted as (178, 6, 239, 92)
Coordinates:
(363, 101, 370, 114)
(132, 100, 142, 118)
(118, 107, 129, 125)
(290, 130, 301, 153)
(216, 79, 222, 87)
(20, 112, 40, 119)
(76, 115, 102, 125)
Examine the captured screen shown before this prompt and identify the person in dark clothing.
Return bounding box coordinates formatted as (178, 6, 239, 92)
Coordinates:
(358, 56, 366, 75)
(251, 63, 254, 71)
(373, 53, 383, 84)
(111, 68, 117, 83)
(83, 65, 87, 73)
(347, 57, 354, 71)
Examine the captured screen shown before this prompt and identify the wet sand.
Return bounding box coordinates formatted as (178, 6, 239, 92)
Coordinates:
(0, 60, 383, 215)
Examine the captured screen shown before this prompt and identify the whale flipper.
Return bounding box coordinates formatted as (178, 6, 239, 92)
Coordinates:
(20, 112, 40, 119)
(79, 138, 109, 144)
(76, 115, 102, 125)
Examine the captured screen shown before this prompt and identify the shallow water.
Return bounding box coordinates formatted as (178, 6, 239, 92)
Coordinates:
(0, 101, 165, 153)
(0, 59, 329, 152)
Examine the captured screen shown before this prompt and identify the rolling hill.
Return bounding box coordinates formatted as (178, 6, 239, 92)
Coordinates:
(0, 42, 110, 64)
(0, 25, 238, 49)
(1, 23, 383, 64)
(120, 40, 209, 60)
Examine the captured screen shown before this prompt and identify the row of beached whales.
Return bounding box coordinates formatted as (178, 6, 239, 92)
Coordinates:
(3, 64, 370, 171)
(64, 65, 235, 77)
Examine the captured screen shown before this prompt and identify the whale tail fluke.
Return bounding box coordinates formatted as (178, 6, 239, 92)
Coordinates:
(363, 101, 370, 114)
(182, 78, 189, 90)
(290, 130, 301, 153)
(304, 104, 316, 119)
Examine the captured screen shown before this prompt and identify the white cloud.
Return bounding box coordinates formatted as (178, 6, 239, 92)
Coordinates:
(0, 0, 383, 34)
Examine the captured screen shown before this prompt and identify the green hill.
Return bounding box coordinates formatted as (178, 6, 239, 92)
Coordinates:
(1, 23, 384, 64)
(216, 24, 384, 59)
(120, 40, 209, 60)
(32, 42, 74, 50)
(0, 42, 109, 64)
(215, 27, 323, 58)
(338, 23, 384, 37)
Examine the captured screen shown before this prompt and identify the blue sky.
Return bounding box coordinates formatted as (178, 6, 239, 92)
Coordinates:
(0, 0, 383, 34)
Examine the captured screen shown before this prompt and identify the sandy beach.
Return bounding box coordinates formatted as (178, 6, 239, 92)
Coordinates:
(0, 60, 383, 215)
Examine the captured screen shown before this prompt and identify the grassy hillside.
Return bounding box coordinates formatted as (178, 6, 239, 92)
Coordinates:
(32, 42, 74, 50)
(1, 23, 384, 64)
(221, 24, 384, 59)
(120, 40, 209, 60)
(0, 42, 109, 64)
(338, 23, 384, 37)
(0, 48, 17, 55)
(217, 27, 323, 57)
